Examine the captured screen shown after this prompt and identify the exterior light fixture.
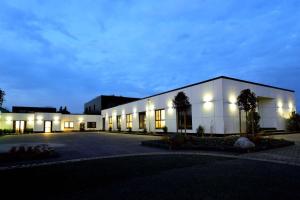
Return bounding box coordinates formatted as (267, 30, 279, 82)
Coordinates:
(6, 116, 13, 124)
(203, 94, 213, 110)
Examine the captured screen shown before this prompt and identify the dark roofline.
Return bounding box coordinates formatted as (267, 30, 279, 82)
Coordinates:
(102, 76, 294, 111)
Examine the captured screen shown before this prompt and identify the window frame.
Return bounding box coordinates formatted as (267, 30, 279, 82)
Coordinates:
(87, 122, 97, 128)
(155, 109, 166, 129)
(139, 112, 146, 129)
(126, 114, 133, 129)
(64, 121, 74, 128)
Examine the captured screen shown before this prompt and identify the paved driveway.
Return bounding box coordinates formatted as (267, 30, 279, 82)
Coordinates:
(241, 133, 300, 165)
(0, 132, 165, 162)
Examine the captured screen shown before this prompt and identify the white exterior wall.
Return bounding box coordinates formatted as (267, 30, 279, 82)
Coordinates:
(0, 112, 102, 132)
(102, 79, 226, 134)
(102, 78, 296, 134)
(222, 79, 296, 133)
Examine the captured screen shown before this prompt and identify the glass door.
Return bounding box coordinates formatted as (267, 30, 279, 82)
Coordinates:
(44, 121, 52, 133)
(15, 120, 25, 134)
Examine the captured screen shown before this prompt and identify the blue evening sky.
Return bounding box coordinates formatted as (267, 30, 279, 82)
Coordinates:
(0, 0, 299, 113)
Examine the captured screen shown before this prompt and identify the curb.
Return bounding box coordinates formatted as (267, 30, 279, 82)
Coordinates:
(1, 151, 300, 171)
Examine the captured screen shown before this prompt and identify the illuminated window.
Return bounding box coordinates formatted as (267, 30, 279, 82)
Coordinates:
(87, 122, 96, 128)
(117, 115, 121, 129)
(155, 109, 165, 129)
(139, 112, 146, 129)
(178, 106, 193, 130)
(64, 121, 74, 128)
(108, 116, 113, 129)
(126, 114, 132, 128)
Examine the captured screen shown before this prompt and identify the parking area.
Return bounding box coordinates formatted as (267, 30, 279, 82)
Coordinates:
(0, 132, 165, 162)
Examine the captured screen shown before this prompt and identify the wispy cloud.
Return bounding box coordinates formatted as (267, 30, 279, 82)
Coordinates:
(0, 0, 299, 112)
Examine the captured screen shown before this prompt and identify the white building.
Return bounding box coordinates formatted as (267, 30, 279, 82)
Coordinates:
(0, 112, 101, 133)
(101, 76, 296, 134)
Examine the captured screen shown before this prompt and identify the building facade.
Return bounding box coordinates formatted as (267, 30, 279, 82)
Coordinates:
(0, 112, 101, 133)
(101, 76, 296, 134)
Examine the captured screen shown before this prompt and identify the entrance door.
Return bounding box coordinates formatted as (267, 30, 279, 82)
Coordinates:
(102, 118, 105, 131)
(15, 120, 26, 134)
(44, 121, 52, 133)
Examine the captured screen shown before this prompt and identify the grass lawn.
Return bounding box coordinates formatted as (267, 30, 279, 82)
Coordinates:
(1, 154, 300, 200)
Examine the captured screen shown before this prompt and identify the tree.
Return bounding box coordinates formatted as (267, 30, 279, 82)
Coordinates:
(58, 106, 70, 114)
(237, 89, 258, 135)
(0, 89, 5, 107)
(247, 111, 261, 134)
(172, 91, 191, 134)
(286, 112, 300, 132)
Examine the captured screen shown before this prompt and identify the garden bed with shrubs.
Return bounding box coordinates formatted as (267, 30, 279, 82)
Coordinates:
(141, 135, 294, 153)
(0, 144, 59, 165)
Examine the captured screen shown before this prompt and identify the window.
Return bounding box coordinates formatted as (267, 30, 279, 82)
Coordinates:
(155, 109, 165, 129)
(64, 121, 74, 128)
(117, 115, 121, 129)
(126, 114, 132, 128)
(108, 116, 113, 129)
(139, 112, 146, 129)
(87, 122, 96, 128)
(178, 106, 193, 130)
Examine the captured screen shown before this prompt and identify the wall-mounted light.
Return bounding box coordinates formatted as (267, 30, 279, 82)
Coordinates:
(277, 101, 283, 115)
(6, 116, 13, 124)
(27, 116, 34, 125)
(133, 107, 137, 118)
(37, 116, 43, 124)
(203, 94, 213, 110)
(78, 117, 84, 123)
(288, 102, 294, 112)
(229, 95, 237, 112)
(167, 100, 174, 115)
(53, 116, 60, 124)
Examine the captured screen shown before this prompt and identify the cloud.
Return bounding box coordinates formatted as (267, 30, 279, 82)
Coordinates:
(0, 0, 299, 112)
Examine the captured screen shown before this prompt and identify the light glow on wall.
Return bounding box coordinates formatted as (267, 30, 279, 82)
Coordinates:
(229, 95, 237, 112)
(133, 107, 137, 118)
(53, 116, 60, 124)
(277, 101, 283, 115)
(6, 116, 12, 124)
(167, 100, 174, 115)
(37, 116, 43, 124)
(288, 102, 294, 112)
(27, 116, 34, 125)
(78, 117, 84, 123)
(203, 94, 213, 110)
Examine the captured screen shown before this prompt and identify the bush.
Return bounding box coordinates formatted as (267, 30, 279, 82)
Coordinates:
(108, 127, 112, 132)
(196, 125, 205, 137)
(117, 127, 121, 132)
(168, 134, 186, 149)
(162, 126, 168, 133)
(247, 111, 261, 134)
(0, 129, 14, 135)
(286, 112, 300, 132)
(128, 127, 132, 132)
(143, 128, 147, 133)
(24, 128, 33, 134)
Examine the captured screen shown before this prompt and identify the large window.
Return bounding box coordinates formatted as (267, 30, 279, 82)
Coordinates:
(155, 109, 165, 129)
(126, 114, 132, 128)
(87, 122, 96, 128)
(108, 116, 113, 129)
(64, 121, 74, 128)
(178, 106, 193, 129)
(117, 115, 121, 129)
(139, 112, 146, 129)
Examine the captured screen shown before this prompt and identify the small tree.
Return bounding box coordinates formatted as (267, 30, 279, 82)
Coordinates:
(173, 92, 191, 134)
(58, 106, 70, 114)
(237, 89, 257, 135)
(286, 112, 300, 132)
(247, 111, 261, 134)
(0, 89, 5, 107)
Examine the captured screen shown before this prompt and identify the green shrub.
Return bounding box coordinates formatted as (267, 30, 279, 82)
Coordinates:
(117, 127, 121, 132)
(286, 112, 300, 132)
(108, 127, 112, 132)
(24, 128, 33, 133)
(169, 134, 186, 149)
(162, 126, 168, 133)
(196, 125, 205, 137)
(246, 111, 261, 134)
(143, 128, 147, 133)
(128, 127, 132, 132)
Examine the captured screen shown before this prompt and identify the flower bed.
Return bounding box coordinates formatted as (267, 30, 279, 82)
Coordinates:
(0, 144, 59, 164)
(141, 135, 294, 153)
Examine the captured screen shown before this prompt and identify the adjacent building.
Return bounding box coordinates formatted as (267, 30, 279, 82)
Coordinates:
(84, 95, 140, 114)
(101, 76, 296, 134)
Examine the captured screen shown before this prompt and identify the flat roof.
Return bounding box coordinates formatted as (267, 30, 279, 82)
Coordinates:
(102, 76, 294, 111)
